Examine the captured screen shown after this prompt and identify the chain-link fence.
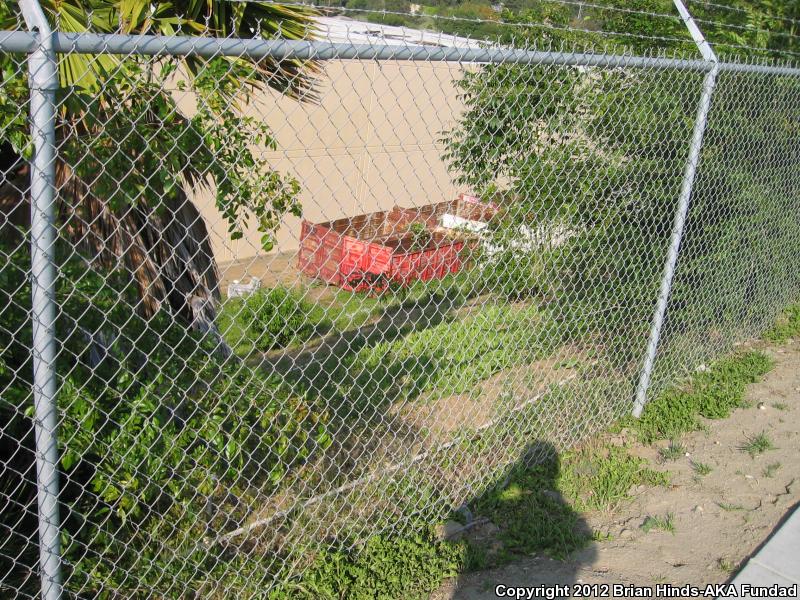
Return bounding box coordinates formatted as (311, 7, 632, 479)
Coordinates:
(2, 0, 800, 597)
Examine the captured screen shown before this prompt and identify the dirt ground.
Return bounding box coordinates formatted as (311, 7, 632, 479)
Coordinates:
(431, 340, 800, 599)
(218, 252, 300, 292)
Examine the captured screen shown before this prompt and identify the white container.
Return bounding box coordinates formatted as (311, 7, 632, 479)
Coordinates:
(227, 277, 262, 298)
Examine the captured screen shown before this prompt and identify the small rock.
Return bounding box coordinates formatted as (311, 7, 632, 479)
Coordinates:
(758, 402, 767, 410)
(694, 505, 704, 513)
(714, 440, 721, 445)
(745, 475, 754, 480)
(685, 452, 691, 458)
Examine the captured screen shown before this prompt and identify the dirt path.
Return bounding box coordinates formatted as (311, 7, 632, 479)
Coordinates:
(432, 341, 800, 599)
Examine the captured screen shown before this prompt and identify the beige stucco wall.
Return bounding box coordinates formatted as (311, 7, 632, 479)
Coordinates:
(187, 59, 468, 266)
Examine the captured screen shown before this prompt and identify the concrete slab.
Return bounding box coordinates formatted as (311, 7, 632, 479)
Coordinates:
(744, 505, 800, 581)
(732, 563, 797, 598)
(728, 506, 800, 598)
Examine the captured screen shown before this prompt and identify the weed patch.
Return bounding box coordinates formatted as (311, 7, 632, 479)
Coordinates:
(692, 461, 713, 476)
(640, 514, 675, 534)
(717, 558, 736, 574)
(632, 351, 773, 443)
(764, 303, 800, 343)
(717, 502, 745, 512)
(658, 441, 686, 462)
(233, 285, 330, 351)
(739, 432, 775, 457)
(558, 446, 669, 512)
(340, 302, 557, 408)
(268, 526, 465, 600)
(473, 458, 590, 560)
(470, 445, 669, 564)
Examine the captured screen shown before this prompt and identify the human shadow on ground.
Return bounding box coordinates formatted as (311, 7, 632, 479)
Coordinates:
(434, 440, 598, 600)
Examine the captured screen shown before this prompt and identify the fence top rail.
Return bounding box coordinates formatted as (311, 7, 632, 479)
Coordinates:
(1, 30, 799, 77)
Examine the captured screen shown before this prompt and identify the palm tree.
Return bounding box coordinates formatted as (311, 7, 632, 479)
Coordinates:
(0, 0, 319, 335)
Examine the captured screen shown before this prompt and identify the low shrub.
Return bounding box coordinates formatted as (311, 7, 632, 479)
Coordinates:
(241, 285, 328, 351)
(0, 240, 331, 596)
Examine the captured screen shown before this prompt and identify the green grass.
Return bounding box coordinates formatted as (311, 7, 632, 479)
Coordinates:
(631, 351, 773, 443)
(472, 458, 590, 561)
(773, 402, 789, 411)
(641, 514, 675, 534)
(692, 461, 713, 476)
(658, 441, 686, 462)
(211, 275, 793, 597)
(347, 302, 554, 404)
(267, 523, 467, 600)
(764, 303, 800, 343)
(218, 276, 466, 358)
(468, 445, 669, 562)
(763, 462, 782, 478)
(558, 446, 670, 512)
(717, 558, 736, 574)
(740, 432, 776, 457)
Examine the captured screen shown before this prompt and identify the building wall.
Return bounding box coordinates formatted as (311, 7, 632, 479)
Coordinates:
(188, 59, 468, 267)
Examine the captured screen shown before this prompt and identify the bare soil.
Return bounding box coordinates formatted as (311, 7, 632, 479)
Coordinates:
(218, 252, 300, 292)
(431, 340, 800, 599)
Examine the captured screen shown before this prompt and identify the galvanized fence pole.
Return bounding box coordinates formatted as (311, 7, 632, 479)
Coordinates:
(633, 0, 719, 418)
(19, 0, 64, 597)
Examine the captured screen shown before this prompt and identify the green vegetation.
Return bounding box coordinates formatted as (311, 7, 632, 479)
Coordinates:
(659, 441, 686, 462)
(641, 513, 676, 534)
(406, 222, 434, 251)
(239, 285, 329, 351)
(717, 558, 736, 574)
(764, 303, 800, 343)
(557, 446, 669, 512)
(3, 0, 800, 596)
(0, 241, 332, 595)
(692, 461, 713, 476)
(469, 444, 668, 562)
(739, 432, 776, 457)
(268, 525, 466, 600)
(471, 457, 591, 561)
(631, 351, 773, 443)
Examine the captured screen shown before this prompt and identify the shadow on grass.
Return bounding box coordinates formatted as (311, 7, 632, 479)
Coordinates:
(251, 280, 473, 416)
(264, 440, 597, 599)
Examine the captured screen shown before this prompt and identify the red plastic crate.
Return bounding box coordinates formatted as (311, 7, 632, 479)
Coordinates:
(298, 195, 496, 291)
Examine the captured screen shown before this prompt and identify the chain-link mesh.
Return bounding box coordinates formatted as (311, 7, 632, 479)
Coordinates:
(1, 5, 800, 597)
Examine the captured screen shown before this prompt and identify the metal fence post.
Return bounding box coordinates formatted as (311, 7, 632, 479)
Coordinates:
(633, 0, 719, 418)
(19, 0, 63, 597)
